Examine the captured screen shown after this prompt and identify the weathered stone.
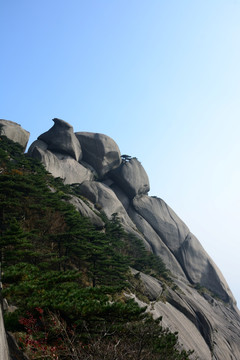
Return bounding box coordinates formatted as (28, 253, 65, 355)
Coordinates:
(132, 195, 236, 305)
(77, 181, 152, 251)
(28, 140, 93, 184)
(75, 132, 121, 178)
(77, 181, 135, 225)
(130, 268, 163, 301)
(132, 195, 189, 254)
(128, 207, 187, 279)
(132, 274, 240, 360)
(178, 233, 235, 304)
(0, 119, 30, 150)
(110, 183, 131, 211)
(110, 158, 150, 199)
(38, 118, 82, 161)
(67, 195, 104, 228)
(151, 298, 213, 360)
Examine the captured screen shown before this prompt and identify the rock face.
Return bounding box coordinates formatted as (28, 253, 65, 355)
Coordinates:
(77, 181, 150, 249)
(38, 118, 82, 161)
(0, 119, 29, 150)
(178, 232, 233, 303)
(66, 195, 104, 228)
(132, 195, 234, 304)
(109, 157, 150, 199)
(134, 273, 240, 360)
(75, 132, 121, 178)
(2, 118, 240, 360)
(28, 140, 93, 185)
(132, 195, 189, 254)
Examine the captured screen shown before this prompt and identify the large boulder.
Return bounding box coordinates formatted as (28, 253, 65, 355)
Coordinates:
(132, 195, 189, 254)
(128, 206, 187, 279)
(110, 157, 150, 199)
(178, 233, 235, 304)
(0, 119, 30, 150)
(38, 118, 82, 161)
(132, 194, 236, 305)
(75, 132, 121, 178)
(28, 140, 93, 184)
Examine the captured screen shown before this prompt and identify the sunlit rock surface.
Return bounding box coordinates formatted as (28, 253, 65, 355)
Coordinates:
(132, 195, 189, 254)
(28, 139, 93, 184)
(109, 157, 150, 199)
(0, 119, 29, 150)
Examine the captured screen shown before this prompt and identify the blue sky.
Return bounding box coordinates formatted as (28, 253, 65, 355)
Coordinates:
(1, 0, 240, 305)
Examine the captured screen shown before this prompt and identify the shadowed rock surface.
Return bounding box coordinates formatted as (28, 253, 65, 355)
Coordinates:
(2, 118, 240, 360)
(75, 132, 121, 178)
(38, 118, 82, 161)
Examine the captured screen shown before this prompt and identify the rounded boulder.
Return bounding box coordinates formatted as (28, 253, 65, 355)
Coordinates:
(75, 132, 121, 178)
(38, 118, 82, 161)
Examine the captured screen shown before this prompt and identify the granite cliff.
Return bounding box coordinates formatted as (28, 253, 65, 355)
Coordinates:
(1, 118, 240, 360)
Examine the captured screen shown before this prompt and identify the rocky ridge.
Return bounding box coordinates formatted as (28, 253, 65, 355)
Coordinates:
(1, 118, 240, 360)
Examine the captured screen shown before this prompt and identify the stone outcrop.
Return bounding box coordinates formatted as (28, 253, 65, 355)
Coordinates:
(132, 195, 189, 254)
(38, 118, 82, 161)
(178, 232, 234, 303)
(77, 181, 151, 250)
(0, 119, 29, 150)
(28, 140, 93, 185)
(66, 195, 104, 228)
(128, 206, 187, 279)
(133, 273, 240, 360)
(2, 118, 240, 360)
(110, 157, 150, 199)
(75, 132, 121, 178)
(132, 195, 235, 303)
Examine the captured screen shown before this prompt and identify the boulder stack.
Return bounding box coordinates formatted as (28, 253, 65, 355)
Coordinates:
(1, 118, 240, 360)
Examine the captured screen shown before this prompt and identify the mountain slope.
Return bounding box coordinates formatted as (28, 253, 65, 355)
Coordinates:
(1, 118, 240, 359)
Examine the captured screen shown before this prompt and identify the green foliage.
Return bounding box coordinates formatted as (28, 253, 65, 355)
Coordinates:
(0, 135, 194, 359)
(105, 213, 171, 282)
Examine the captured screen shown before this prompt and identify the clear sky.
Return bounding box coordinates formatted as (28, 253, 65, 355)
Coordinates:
(1, 1, 240, 305)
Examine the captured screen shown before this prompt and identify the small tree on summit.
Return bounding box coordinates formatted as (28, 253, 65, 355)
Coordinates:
(121, 154, 132, 163)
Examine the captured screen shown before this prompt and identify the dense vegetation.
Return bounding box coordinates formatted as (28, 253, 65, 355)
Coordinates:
(0, 134, 194, 359)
